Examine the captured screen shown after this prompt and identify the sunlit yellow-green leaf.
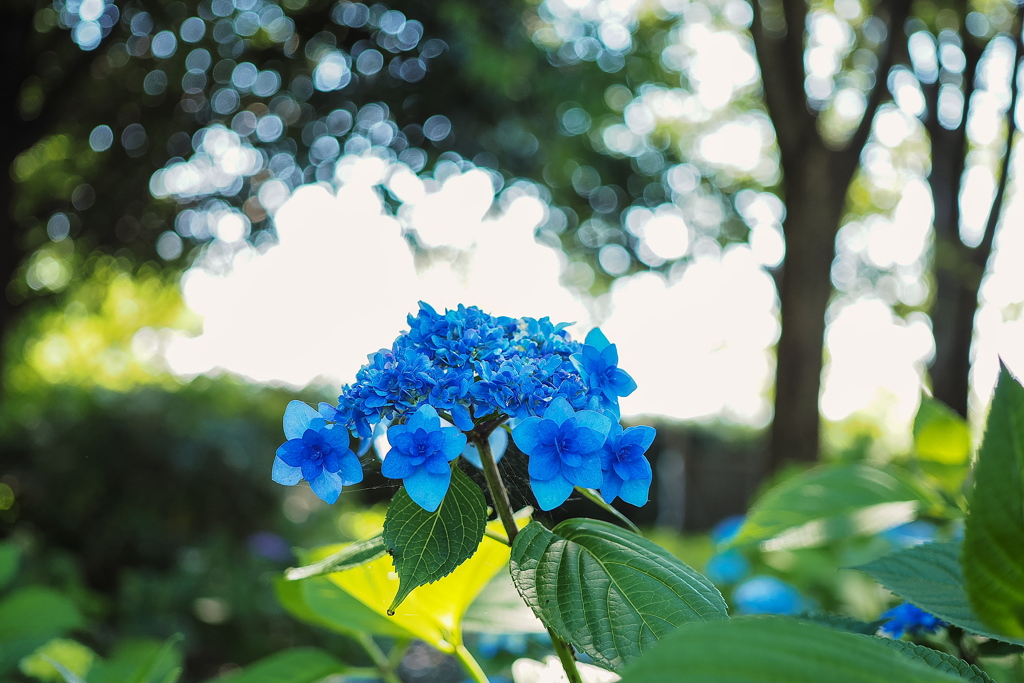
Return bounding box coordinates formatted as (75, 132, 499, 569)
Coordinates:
(322, 515, 527, 651)
(913, 397, 973, 466)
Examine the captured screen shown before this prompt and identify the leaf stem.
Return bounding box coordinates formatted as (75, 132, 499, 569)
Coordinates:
(473, 433, 520, 544)
(548, 628, 585, 683)
(472, 433, 585, 683)
(355, 632, 403, 683)
(453, 643, 491, 683)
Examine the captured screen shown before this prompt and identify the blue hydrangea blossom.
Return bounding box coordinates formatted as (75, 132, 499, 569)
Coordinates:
(879, 603, 946, 638)
(512, 397, 611, 510)
(382, 404, 467, 512)
(273, 303, 655, 513)
(600, 423, 655, 506)
(273, 400, 363, 504)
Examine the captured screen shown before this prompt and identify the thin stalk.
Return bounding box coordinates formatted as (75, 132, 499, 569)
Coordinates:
(473, 433, 520, 544)
(453, 643, 491, 683)
(473, 434, 585, 683)
(548, 629, 584, 683)
(355, 632, 403, 683)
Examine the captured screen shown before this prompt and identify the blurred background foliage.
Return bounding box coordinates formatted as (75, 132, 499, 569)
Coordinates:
(2, 0, 1023, 678)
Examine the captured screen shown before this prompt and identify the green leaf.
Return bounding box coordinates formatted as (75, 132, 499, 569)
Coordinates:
(914, 397, 973, 466)
(796, 612, 884, 635)
(18, 639, 94, 683)
(0, 543, 19, 591)
(205, 648, 344, 683)
(732, 463, 934, 550)
(274, 576, 412, 640)
(510, 519, 728, 672)
(0, 588, 85, 642)
(574, 487, 642, 535)
(383, 467, 487, 614)
(871, 638, 995, 683)
(617, 616, 961, 683)
(854, 541, 1023, 645)
(963, 366, 1024, 640)
(284, 535, 386, 581)
(87, 638, 184, 683)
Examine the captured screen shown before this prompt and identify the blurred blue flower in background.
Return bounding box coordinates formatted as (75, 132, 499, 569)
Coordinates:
(705, 549, 749, 585)
(710, 514, 746, 546)
(879, 603, 946, 638)
(733, 576, 804, 615)
(881, 521, 938, 548)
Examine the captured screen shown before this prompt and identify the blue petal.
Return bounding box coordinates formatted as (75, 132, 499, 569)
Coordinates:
(543, 397, 575, 426)
(614, 454, 652, 481)
(618, 476, 651, 507)
(284, 400, 321, 439)
(451, 404, 474, 431)
(461, 441, 483, 468)
(562, 454, 603, 488)
(599, 343, 619, 367)
(272, 456, 303, 485)
(610, 369, 637, 397)
(301, 460, 323, 483)
(424, 454, 451, 474)
(585, 328, 611, 350)
(489, 427, 508, 462)
(573, 410, 612, 440)
(404, 467, 451, 512)
(531, 473, 574, 511)
(600, 470, 623, 504)
(511, 417, 545, 455)
(529, 450, 561, 481)
(310, 470, 343, 504)
(324, 425, 353, 452)
(381, 450, 416, 479)
(623, 425, 656, 451)
(440, 428, 468, 460)
(338, 452, 364, 485)
(318, 402, 339, 421)
(407, 404, 440, 432)
(357, 436, 373, 457)
(277, 440, 307, 467)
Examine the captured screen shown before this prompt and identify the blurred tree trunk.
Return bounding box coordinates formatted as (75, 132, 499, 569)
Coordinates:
(752, 0, 909, 470)
(926, 7, 1021, 417)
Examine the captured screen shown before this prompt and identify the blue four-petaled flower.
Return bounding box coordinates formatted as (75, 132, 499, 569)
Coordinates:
(382, 404, 468, 512)
(571, 328, 638, 417)
(273, 400, 363, 504)
(600, 422, 655, 506)
(512, 397, 611, 510)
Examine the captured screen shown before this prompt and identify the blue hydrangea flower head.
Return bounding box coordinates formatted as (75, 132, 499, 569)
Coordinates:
(273, 400, 363, 504)
(600, 422, 655, 506)
(512, 397, 611, 510)
(382, 403, 467, 512)
(571, 328, 637, 416)
(879, 603, 946, 638)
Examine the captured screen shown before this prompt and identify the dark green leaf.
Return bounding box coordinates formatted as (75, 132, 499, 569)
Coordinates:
(510, 519, 727, 672)
(732, 463, 934, 550)
(796, 611, 884, 635)
(274, 577, 412, 640)
(383, 467, 487, 614)
(0, 543, 18, 591)
(854, 541, 1023, 645)
(618, 616, 961, 683)
(976, 640, 1024, 656)
(963, 366, 1024, 640)
(88, 638, 184, 683)
(205, 648, 344, 683)
(0, 587, 84, 642)
(284, 535, 386, 581)
(871, 639, 994, 683)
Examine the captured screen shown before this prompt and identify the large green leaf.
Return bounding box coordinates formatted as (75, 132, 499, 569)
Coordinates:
(731, 463, 934, 550)
(796, 612, 884, 635)
(383, 467, 486, 613)
(0, 587, 85, 642)
(854, 541, 1023, 645)
(617, 616, 961, 683)
(205, 648, 344, 683)
(963, 366, 1024, 639)
(872, 639, 995, 683)
(510, 519, 728, 672)
(284, 534, 386, 581)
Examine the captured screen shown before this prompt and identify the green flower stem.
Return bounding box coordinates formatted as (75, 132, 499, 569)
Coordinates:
(549, 628, 585, 683)
(355, 632, 403, 683)
(473, 432, 585, 683)
(453, 643, 491, 683)
(473, 433, 520, 544)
